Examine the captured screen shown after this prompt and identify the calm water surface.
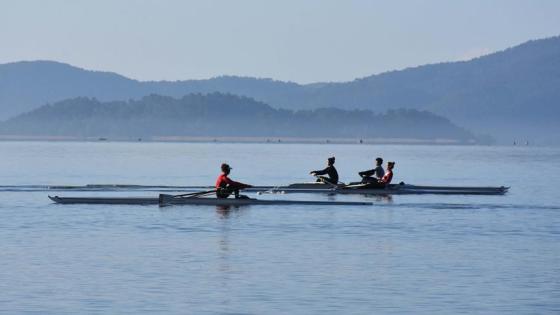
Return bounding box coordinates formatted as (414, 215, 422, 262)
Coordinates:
(0, 141, 559, 314)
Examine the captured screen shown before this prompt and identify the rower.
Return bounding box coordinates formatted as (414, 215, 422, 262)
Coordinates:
(215, 163, 252, 199)
(358, 157, 385, 183)
(379, 161, 395, 185)
(310, 157, 339, 185)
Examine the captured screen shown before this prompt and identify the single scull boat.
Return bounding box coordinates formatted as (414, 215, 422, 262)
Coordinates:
(48, 195, 373, 206)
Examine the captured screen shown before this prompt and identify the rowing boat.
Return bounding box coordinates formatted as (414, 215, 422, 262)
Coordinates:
(257, 182, 510, 195)
(283, 182, 508, 191)
(48, 195, 373, 206)
(31, 182, 509, 195)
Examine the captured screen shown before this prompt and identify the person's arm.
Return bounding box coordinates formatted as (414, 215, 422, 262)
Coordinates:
(235, 180, 253, 188)
(359, 169, 375, 177)
(226, 177, 253, 188)
(311, 167, 329, 176)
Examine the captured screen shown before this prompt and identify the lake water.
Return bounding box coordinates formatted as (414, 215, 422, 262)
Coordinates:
(0, 141, 559, 314)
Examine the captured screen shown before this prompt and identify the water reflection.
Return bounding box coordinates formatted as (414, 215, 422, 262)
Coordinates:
(374, 194, 393, 202)
(215, 205, 245, 219)
(216, 206, 233, 307)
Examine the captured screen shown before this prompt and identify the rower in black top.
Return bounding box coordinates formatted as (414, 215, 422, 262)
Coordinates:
(310, 157, 339, 185)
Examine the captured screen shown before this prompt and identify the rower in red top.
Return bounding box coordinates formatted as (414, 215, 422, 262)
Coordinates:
(215, 163, 253, 199)
(379, 161, 395, 185)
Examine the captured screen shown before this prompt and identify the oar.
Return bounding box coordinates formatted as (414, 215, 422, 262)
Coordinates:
(159, 189, 216, 206)
(313, 175, 340, 189)
(175, 189, 217, 198)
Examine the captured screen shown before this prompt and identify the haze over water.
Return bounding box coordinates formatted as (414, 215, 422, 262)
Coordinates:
(0, 141, 559, 314)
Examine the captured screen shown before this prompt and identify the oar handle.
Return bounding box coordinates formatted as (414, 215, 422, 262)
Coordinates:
(313, 175, 339, 189)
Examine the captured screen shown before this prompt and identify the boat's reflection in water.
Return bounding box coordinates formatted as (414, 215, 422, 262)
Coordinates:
(326, 193, 393, 203)
(214, 194, 393, 218)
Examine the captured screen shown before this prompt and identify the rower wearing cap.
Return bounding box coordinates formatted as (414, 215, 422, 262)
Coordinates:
(358, 157, 385, 183)
(310, 157, 339, 185)
(215, 163, 252, 199)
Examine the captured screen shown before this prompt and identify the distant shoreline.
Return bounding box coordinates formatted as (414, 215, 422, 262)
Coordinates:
(0, 135, 476, 145)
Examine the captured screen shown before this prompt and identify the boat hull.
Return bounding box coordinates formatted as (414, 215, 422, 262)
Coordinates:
(252, 183, 509, 195)
(48, 196, 372, 206)
(35, 182, 510, 195)
(49, 196, 158, 205)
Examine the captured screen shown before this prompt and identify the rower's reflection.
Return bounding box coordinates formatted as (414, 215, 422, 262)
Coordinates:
(357, 194, 393, 203)
(216, 205, 232, 297)
(375, 194, 393, 203)
(214, 204, 249, 302)
(215, 205, 244, 219)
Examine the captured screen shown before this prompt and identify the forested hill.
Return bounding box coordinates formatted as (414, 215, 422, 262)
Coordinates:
(0, 93, 477, 142)
(1, 36, 558, 143)
(0, 61, 303, 120)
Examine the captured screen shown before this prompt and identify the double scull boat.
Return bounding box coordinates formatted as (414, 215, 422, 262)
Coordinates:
(38, 182, 509, 195)
(260, 182, 510, 195)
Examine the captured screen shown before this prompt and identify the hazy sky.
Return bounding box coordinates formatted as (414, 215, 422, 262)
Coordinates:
(1, 0, 559, 83)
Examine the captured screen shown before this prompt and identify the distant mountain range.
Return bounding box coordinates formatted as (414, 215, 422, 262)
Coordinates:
(0, 93, 476, 142)
(1, 35, 558, 143)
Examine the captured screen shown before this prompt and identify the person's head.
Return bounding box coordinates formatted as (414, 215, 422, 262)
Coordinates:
(387, 161, 395, 170)
(375, 157, 383, 166)
(221, 163, 232, 174)
(327, 157, 335, 166)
